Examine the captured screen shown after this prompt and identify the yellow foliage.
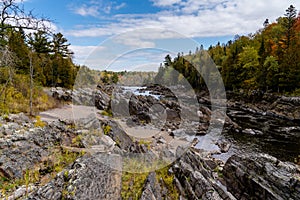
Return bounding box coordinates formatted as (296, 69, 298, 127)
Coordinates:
(34, 116, 46, 127)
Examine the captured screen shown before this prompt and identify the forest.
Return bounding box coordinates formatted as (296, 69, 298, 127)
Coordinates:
(0, 0, 78, 114)
(155, 5, 300, 95)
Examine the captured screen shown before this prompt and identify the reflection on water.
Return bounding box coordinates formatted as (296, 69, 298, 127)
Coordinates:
(224, 108, 300, 162)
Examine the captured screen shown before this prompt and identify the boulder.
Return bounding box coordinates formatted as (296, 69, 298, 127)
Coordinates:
(223, 153, 300, 200)
(28, 153, 122, 200)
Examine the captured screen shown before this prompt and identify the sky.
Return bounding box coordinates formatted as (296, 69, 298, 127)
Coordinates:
(21, 0, 300, 71)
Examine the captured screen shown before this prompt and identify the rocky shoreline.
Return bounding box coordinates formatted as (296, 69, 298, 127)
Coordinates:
(0, 85, 299, 199)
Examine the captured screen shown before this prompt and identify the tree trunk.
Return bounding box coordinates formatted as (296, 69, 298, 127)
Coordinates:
(29, 52, 33, 116)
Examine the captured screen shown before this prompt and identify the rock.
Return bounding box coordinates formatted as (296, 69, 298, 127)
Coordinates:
(107, 121, 136, 151)
(223, 153, 300, 200)
(0, 114, 79, 181)
(157, 137, 166, 144)
(166, 108, 181, 121)
(7, 184, 36, 200)
(94, 87, 110, 110)
(172, 149, 235, 200)
(216, 140, 231, 153)
(242, 128, 256, 135)
(51, 87, 72, 101)
(140, 172, 162, 200)
(170, 129, 186, 138)
(28, 153, 122, 200)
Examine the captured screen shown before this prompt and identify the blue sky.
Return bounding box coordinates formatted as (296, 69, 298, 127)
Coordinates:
(22, 0, 300, 71)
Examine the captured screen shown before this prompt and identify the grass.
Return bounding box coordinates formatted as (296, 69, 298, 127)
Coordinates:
(101, 110, 113, 117)
(102, 124, 111, 135)
(213, 166, 224, 178)
(34, 115, 46, 127)
(121, 158, 179, 200)
(294, 155, 300, 165)
(0, 84, 60, 115)
(0, 147, 84, 198)
(138, 140, 151, 150)
(71, 135, 84, 147)
(156, 166, 179, 200)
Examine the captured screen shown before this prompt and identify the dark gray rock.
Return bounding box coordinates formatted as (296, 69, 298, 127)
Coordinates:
(94, 87, 110, 110)
(223, 153, 300, 200)
(107, 120, 135, 151)
(140, 172, 162, 200)
(216, 139, 231, 153)
(27, 153, 122, 200)
(170, 129, 186, 138)
(172, 149, 236, 200)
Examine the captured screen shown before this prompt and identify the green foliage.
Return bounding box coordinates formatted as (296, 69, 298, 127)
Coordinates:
(102, 124, 111, 135)
(121, 161, 179, 200)
(101, 110, 113, 117)
(155, 166, 179, 200)
(34, 115, 46, 127)
(121, 159, 149, 200)
(0, 74, 59, 114)
(294, 155, 300, 165)
(208, 5, 300, 93)
(153, 6, 300, 94)
(71, 135, 83, 147)
(138, 140, 151, 150)
(121, 171, 149, 200)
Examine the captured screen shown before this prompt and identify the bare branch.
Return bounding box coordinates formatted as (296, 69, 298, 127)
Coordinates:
(0, 0, 52, 38)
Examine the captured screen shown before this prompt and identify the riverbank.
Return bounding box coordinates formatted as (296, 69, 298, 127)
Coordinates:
(0, 85, 299, 199)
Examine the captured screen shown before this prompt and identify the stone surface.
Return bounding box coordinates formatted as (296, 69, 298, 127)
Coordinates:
(28, 153, 122, 200)
(223, 153, 300, 200)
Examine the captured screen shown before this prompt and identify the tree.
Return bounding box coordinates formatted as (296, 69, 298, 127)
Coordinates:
(51, 32, 73, 58)
(238, 46, 259, 89)
(264, 56, 279, 91)
(111, 73, 119, 84)
(28, 31, 51, 54)
(0, 0, 50, 41)
(281, 5, 297, 49)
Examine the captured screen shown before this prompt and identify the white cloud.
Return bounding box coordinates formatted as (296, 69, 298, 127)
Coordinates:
(70, 1, 127, 17)
(66, 0, 300, 68)
(115, 3, 126, 10)
(69, 45, 104, 65)
(74, 5, 100, 17)
(69, 0, 300, 41)
(151, 0, 182, 7)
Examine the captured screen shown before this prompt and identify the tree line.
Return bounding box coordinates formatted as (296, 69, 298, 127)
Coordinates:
(0, 0, 78, 114)
(155, 5, 300, 95)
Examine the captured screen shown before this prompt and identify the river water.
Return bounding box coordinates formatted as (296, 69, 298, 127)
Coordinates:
(123, 86, 300, 163)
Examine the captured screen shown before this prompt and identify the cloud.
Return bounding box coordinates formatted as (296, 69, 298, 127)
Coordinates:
(115, 3, 126, 10)
(73, 5, 100, 17)
(66, 0, 300, 68)
(69, 28, 198, 70)
(69, 45, 105, 65)
(70, 1, 127, 17)
(151, 0, 182, 7)
(68, 0, 300, 41)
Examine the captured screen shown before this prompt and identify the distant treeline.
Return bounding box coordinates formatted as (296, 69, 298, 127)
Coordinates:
(155, 5, 300, 95)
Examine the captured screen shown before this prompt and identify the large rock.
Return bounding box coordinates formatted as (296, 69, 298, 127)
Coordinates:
(172, 149, 236, 200)
(140, 172, 162, 200)
(94, 86, 111, 110)
(27, 153, 122, 200)
(223, 153, 300, 200)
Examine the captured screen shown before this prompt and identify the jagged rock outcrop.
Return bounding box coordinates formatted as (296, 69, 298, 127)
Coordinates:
(0, 114, 78, 180)
(171, 149, 236, 200)
(223, 153, 300, 200)
(27, 153, 122, 200)
(227, 91, 300, 121)
(50, 86, 111, 110)
(140, 172, 163, 200)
